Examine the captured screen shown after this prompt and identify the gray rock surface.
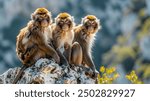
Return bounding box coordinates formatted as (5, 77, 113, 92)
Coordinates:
(0, 58, 96, 84)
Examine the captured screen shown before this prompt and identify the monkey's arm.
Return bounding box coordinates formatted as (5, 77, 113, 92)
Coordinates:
(50, 39, 69, 66)
(64, 43, 71, 63)
(65, 31, 74, 63)
(52, 31, 62, 49)
(23, 44, 38, 65)
(51, 33, 69, 66)
(16, 34, 38, 65)
(38, 43, 60, 64)
(16, 36, 26, 64)
(56, 48, 69, 67)
(14, 37, 35, 84)
(82, 46, 96, 72)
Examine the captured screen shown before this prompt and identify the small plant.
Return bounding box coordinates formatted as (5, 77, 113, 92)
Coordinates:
(98, 66, 119, 84)
(126, 70, 143, 84)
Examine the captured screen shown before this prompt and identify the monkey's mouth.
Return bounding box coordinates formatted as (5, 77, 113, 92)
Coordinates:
(87, 26, 95, 33)
(41, 20, 49, 27)
(62, 24, 69, 31)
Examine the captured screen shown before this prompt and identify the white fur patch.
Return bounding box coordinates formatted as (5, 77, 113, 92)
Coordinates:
(22, 36, 29, 44)
(65, 30, 74, 45)
(44, 26, 53, 44)
(44, 30, 48, 44)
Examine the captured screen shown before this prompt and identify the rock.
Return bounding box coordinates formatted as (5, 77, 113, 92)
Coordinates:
(0, 58, 96, 84)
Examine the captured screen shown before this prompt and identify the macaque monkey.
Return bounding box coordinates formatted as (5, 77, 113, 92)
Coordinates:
(13, 8, 60, 84)
(51, 12, 75, 65)
(71, 15, 101, 75)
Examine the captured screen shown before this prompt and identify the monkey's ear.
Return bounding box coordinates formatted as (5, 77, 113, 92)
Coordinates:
(96, 18, 102, 30)
(55, 17, 59, 25)
(71, 16, 74, 22)
(71, 16, 76, 26)
(48, 12, 53, 24)
(81, 17, 87, 24)
(50, 18, 53, 24)
(31, 13, 35, 20)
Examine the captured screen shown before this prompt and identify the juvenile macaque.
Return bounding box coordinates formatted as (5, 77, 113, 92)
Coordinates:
(72, 15, 101, 75)
(51, 12, 75, 64)
(13, 8, 60, 83)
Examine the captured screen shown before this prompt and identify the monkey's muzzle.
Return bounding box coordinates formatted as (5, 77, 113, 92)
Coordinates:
(41, 20, 49, 27)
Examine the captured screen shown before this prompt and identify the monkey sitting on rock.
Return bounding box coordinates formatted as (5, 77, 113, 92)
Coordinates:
(14, 8, 101, 83)
(70, 15, 101, 77)
(51, 12, 75, 66)
(13, 8, 60, 84)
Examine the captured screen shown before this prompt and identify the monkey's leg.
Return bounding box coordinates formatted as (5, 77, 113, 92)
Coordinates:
(56, 48, 69, 68)
(82, 47, 98, 78)
(22, 44, 38, 64)
(70, 42, 83, 65)
(82, 47, 95, 71)
(13, 45, 37, 84)
(64, 43, 71, 63)
(39, 44, 60, 64)
(13, 65, 28, 84)
(50, 40, 69, 67)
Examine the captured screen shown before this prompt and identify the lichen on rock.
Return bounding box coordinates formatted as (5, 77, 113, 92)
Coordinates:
(0, 58, 96, 84)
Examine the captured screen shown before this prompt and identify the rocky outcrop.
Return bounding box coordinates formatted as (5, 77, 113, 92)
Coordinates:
(0, 58, 96, 84)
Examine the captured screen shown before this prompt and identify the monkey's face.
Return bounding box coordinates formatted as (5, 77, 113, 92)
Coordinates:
(31, 8, 52, 28)
(56, 13, 74, 31)
(82, 15, 100, 34)
(57, 18, 72, 31)
(84, 20, 98, 33)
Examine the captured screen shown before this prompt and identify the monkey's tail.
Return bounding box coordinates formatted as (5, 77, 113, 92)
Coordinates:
(12, 65, 27, 84)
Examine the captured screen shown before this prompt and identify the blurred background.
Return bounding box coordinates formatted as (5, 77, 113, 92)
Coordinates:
(0, 0, 150, 83)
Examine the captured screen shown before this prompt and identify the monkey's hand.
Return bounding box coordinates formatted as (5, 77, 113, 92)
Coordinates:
(17, 52, 24, 63)
(21, 44, 38, 65)
(48, 46, 60, 64)
(56, 48, 69, 67)
(53, 52, 60, 64)
(25, 44, 38, 56)
(92, 69, 99, 78)
(64, 42, 70, 50)
(84, 68, 98, 80)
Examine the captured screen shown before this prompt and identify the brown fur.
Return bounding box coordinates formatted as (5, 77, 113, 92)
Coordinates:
(51, 12, 75, 63)
(14, 8, 60, 84)
(71, 15, 101, 73)
(16, 8, 60, 66)
(70, 42, 83, 66)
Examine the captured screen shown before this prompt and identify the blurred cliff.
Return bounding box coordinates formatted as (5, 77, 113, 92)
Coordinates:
(103, 0, 150, 83)
(0, 0, 150, 83)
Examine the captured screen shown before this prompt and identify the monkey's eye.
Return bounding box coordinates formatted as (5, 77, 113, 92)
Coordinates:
(92, 21, 97, 26)
(47, 18, 50, 22)
(37, 12, 45, 15)
(58, 21, 64, 25)
(84, 21, 91, 26)
(91, 21, 95, 24)
(18, 49, 22, 53)
(65, 20, 71, 24)
(35, 17, 42, 22)
(86, 20, 96, 26)
(45, 16, 50, 22)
